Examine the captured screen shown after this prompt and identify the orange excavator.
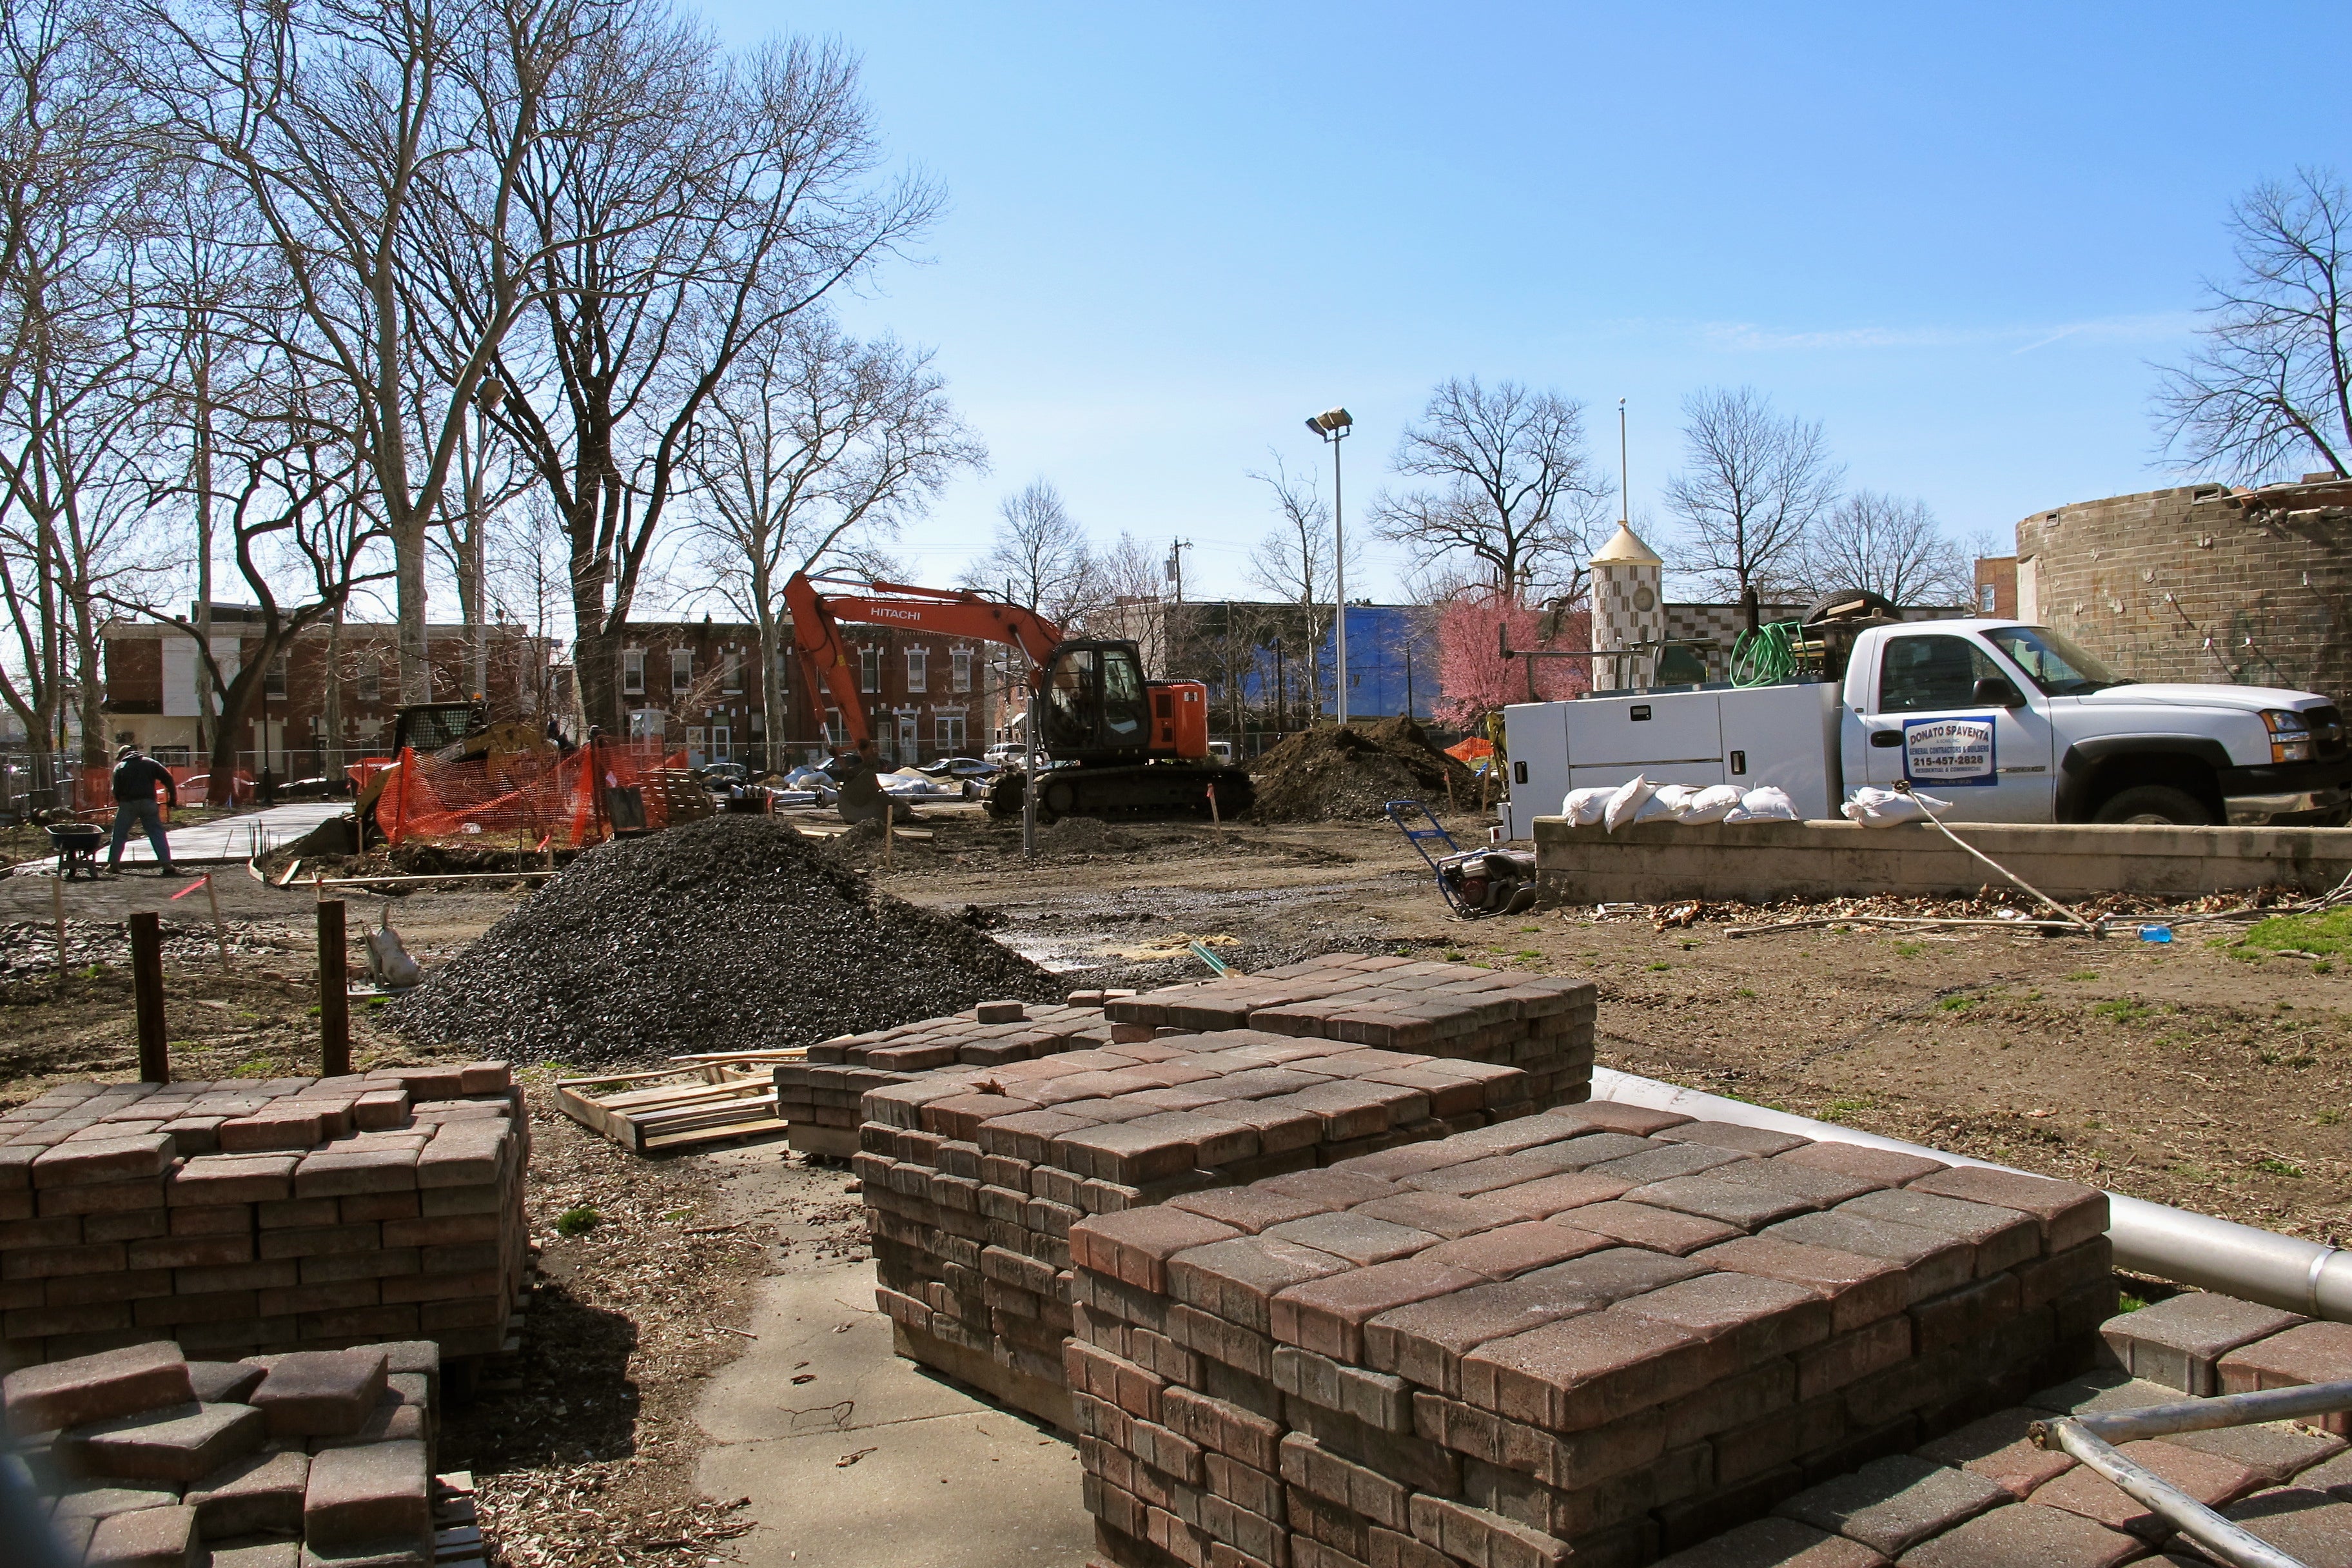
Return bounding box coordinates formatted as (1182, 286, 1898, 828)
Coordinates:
(783, 572, 1254, 823)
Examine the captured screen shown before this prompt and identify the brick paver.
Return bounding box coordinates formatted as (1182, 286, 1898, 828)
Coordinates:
(2097, 1293, 2306, 1396)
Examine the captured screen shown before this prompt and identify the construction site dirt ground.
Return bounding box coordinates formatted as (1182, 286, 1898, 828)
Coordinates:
(1, 807, 2346, 1563)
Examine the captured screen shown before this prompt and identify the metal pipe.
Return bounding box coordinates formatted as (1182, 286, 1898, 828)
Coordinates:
(1590, 1068, 2352, 1323)
(2038, 1417, 2309, 1568)
(2052, 1379, 2352, 1444)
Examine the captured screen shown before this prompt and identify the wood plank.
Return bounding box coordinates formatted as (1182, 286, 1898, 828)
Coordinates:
(643, 1114, 788, 1152)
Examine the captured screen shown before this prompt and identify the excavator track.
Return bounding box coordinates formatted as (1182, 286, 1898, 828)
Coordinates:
(985, 763, 1253, 824)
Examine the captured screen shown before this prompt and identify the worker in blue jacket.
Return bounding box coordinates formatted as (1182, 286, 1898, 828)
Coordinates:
(106, 744, 181, 876)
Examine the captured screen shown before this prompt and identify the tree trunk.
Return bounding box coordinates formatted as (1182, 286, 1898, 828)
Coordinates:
(322, 607, 344, 784)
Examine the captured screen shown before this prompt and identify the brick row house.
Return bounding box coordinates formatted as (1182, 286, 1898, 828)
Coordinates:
(101, 607, 1004, 779)
(616, 619, 996, 769)
(101, 608, 552, 779)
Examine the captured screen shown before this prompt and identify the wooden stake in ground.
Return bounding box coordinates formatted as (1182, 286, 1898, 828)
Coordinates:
(50, 872, 66, 979)
(883, 800, 894, 869)
(1445, 768, 1457, 813)
(317, 899, 350, 1077)
(128, 910, 168, 1084)
(202, 874, 229, 972)
(1206, 782, 1222, 829)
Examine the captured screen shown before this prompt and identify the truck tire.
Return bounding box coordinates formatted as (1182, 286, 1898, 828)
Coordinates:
(2092, 785, 2214, 826)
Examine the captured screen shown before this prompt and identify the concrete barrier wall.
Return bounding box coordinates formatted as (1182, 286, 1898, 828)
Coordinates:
(1530, 815, 2352, 903)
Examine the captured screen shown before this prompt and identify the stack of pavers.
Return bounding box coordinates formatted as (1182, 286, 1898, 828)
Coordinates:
(859, 1026, 1543, 1426)
(0, 1064, 527, 1373)
(5, 1336, 450, 1568)
(1064, 1101, 2116, 1568)
(779, 997, 1126, 1159)
(1104, 957, 1596, 1111)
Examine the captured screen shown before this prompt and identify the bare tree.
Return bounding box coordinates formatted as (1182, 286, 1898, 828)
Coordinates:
(1246, 452, 1358, 721)
(121, 0, 627, 707)
(681, 313, 983, 768)
(1663, 386, 1843, 601)
(2155, 168, 2352, 482)
(484, 24, 938, 733)
(966, 478, 1099, 628)
(1794, 491, 1972, 607)
(1373, 377, 1611, 603)
(0, 0, 152, 784)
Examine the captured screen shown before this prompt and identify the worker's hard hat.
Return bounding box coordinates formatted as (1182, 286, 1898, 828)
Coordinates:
(116, 744, 137, 760)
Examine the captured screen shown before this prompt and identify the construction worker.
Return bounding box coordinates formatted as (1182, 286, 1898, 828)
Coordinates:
(106, 744, 181, 876)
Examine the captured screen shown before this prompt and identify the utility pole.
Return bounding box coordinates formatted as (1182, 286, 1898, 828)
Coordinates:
(1166, 539, 1191, 603)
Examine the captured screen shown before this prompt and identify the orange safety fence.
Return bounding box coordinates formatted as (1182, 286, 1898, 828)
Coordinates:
(376, 737, 691, 848)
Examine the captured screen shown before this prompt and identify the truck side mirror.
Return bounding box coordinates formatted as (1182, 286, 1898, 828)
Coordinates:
(1972, 676, 2026, 708)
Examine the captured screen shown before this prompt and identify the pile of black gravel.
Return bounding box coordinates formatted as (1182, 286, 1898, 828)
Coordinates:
(384, 815, 1060, 1065)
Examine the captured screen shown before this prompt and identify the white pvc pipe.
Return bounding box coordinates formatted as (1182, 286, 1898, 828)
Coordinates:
(1591, 1068, 2352, 1324)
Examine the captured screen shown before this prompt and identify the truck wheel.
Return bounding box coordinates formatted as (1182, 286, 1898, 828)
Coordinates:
(2092, 785, 2213, 826)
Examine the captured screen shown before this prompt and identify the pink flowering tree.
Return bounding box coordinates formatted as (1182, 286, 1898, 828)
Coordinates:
(1431, 591, 1589, 727)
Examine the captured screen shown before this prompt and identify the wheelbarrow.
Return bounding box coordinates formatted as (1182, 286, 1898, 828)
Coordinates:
(46, 821, 106, 881)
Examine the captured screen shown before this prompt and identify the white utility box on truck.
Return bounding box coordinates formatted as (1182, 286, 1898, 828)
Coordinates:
(1500, 616, 2351, 840)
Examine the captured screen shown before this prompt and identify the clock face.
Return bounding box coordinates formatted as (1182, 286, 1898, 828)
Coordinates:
(1633, 586, 1655, 612)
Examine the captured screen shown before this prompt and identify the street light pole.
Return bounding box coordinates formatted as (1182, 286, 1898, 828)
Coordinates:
(1304, 407, 1353, 727)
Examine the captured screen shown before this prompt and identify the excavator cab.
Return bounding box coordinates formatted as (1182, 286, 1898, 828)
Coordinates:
(1039, 642, 1155, 759)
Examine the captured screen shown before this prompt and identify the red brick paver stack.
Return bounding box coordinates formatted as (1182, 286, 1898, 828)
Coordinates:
(859, 1028, 1540, 1424)
(5, 1336, 448, 1568)
(1065, 1108, 2116, 1568)
(0, 1066, 526, 1372)
(779, 999, 1124, 1157)
(1105, 956, 1598, 1110)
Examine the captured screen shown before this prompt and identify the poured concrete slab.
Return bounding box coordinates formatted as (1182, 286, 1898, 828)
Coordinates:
(694, 1259, 1090, 1568)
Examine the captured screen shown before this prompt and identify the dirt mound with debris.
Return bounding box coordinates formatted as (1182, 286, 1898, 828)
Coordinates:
(1248, 716, 1479, 822)
(384, 815, 1057, 1065)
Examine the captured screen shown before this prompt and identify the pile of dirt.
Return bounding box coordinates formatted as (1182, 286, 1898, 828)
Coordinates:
(384, 815, 1059, 1065)
(1247, 716, 1479, 822)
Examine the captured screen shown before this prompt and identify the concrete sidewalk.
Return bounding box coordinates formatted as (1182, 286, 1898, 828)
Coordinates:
(694, 1259, 1091, 1568)
(15, 801, 346, 873)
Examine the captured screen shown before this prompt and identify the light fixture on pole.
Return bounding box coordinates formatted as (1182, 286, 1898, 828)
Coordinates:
(1304, 407, 1352, 727)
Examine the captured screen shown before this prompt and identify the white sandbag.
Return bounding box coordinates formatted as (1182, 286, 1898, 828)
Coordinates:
(1680, 784, 1745, 824)
(1839, 785, 1951, 827)
(1649, 784, 1701, 819)
(1562, 787, 1612, 826)
(1723, 785, 1801, 823)
(1602, 774, 1655, 832)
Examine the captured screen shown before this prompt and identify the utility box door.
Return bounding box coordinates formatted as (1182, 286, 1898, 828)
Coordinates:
(1500, 701, 1569, 841)
(1716, 681, 1841, 819)
(1562, 689, 1725, 791)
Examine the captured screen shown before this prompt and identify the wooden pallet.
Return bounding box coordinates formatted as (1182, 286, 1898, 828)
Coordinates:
(555, 1057, 799, 1154)
(435, 1471, 484, 1568)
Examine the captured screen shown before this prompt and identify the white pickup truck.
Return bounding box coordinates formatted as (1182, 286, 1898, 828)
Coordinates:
(1500, 617, 2351, 839)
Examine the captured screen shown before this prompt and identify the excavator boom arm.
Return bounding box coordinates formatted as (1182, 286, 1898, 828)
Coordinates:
(783, 573, 1064, 750)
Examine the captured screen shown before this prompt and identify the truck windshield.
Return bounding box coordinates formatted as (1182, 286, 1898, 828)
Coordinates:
(1979, 625, 2126, 695)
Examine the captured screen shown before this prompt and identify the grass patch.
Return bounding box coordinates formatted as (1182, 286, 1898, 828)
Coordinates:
(1892, 941, 1925, 958)
(2064, 970, 2099, 982)
(1732, 987, 1757, 999)
(2241, 906, 2352, 957)
(1646, 961, 1671, 972)
(2093, 997, 2155, 1024)
(2117, 1293, 2148, 1313)
(1820, 1097, 1875, 1122)
(1443, 950, 1465, 962)
(2254, 1157, 2304, 1178)
(1515, 950, 1541, 961)
(554, 1206, 600, 1237)
(1935, 994, 1977, 1013)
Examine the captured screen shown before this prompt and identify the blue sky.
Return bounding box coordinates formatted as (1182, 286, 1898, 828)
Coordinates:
(685, 2, 2352, 604)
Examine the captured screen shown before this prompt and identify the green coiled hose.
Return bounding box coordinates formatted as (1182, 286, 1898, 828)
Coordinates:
(1730, 620, 1803, 687)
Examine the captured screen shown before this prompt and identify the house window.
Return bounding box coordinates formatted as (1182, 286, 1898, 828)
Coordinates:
(671, 649, 693, 693)
(825, 709, 845, 747)
(1979, 583, 1997, 612)
(896, 712, 917, 761)
(721, 652, 742, 693)
(622, 650, 645, 696)
(356, 658, 380, 703)
(709, 725, 730, 759)
(937, 713, 965, 752)
(749, 712, 764, 736)
(686, 725, 705, 759)
(265, 655, 288, 699)
(906, 647, 927, 693)
(859, 647, 879, 693)
(952, 647, 972, 692)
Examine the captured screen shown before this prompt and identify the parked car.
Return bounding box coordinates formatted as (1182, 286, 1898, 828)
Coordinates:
(983, 742, 1043, 769)
(700, 761, 751, 787)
